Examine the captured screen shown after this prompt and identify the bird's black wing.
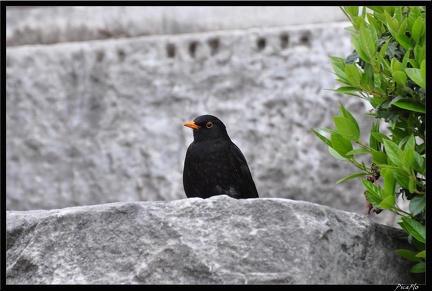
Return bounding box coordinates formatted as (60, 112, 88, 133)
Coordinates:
(230, 143, 259, 198)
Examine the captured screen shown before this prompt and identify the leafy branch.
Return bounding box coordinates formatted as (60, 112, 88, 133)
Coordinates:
(313, 6, 425, 274)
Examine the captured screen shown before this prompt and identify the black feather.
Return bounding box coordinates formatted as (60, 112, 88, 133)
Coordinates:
(183, 115, 259, 199)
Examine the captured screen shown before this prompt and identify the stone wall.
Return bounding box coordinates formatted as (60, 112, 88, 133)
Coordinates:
(6, 6, 400, 226)
(6, 6, 347, 46)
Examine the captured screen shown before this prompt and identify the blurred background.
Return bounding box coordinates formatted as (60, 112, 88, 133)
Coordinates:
(6, 6, 401, 226)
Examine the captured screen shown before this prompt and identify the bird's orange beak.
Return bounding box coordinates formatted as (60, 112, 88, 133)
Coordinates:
(184, 121, 201, 129)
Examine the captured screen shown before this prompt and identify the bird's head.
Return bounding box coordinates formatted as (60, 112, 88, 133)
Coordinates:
(184, 115, 229, 142)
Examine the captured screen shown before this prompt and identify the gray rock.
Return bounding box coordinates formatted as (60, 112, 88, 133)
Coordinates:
(6, 6, 347, 46)
(6, 196, 420, 284)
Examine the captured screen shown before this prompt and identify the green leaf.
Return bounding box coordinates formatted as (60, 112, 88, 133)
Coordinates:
(328, 146, 348, 161)
(312, 129, 333, 148)
(354, 17, 367, 34)
(381, 168, 395, 198)
(359, 24, 378, 61)
(395, 249, 422, 262)
(362, 179, 383, 206)
(314, 127, 338, 135)
(416, 250, 426, 259)
(372, 151, 387, 165)
(402, 146, 415, 170)
(407, 7, 421, 32)
(392, 99, 425, 113)
(408, 58, 419, 69)
(394, 7, 403, 24)
(414, 45, 426, 64)
(382, 139, 403, 167)
(420, 59, 425, 85)
(340, 7, 358, 25)
(345, 6, 359, 18)
(329, 56, 348, 81)
(392, 169, 410, 189)
(406, 68, 425, 89)
(367, 13, 382, 33)
(403, 134, 415, 151)
(345, 63, 362, 85)
(344, 26, 357, 34)
(360, 63, 374, 91)
(417, 141, 426, 153)
(401, 48, 411, 69)
(408, 175, 416, 193)
(410, 262, 426, 273)
(332, 91, 362, 98)
(351, 34, 370, 63)
(361, 178, 383, 197)
(334, 79, 351, 87)
(371, 132, 390, 143)
(369, 122, 381, 151)
(365, 190, 383, 207)
(390, 58, 403, 73)
(413, 152, 425, 175)
(367, 6, 384, 14)
(373, 86, 386, 99)
(399, 216, 425, 244)
(331, 86, 361, 95)
(411, 237, 425, 252)
(336, 172, 367, 184)
(361, 6, 366, 19)
(331, 133, 353, 157)
(409, 195, 425, 217)
(378, 195, 395, 210)
(396, 34, 414, 51)
(338, 103, 360, 135)
(417, 143, 425, 155)
(411, 16, 425, 44)
(333, 116, 360, 141)
(345, 148, 370, 156)
(378, 38, 391, 58)
(384, 10, 398, 32)
(397, 18, 408, 37)
(387, 127, 406, 143)
(392, 71, 407, 87)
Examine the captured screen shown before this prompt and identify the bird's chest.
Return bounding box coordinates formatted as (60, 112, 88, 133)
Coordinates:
(187, 141, 231, 169)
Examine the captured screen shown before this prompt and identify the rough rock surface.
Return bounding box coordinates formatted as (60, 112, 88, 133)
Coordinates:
(6, 196, 420, 284)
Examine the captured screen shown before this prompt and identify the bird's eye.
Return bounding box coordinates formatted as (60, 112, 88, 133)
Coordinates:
(206, 122, 213, 129)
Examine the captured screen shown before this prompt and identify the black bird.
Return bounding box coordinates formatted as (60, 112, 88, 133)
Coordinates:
(183, 115, 259, 199)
